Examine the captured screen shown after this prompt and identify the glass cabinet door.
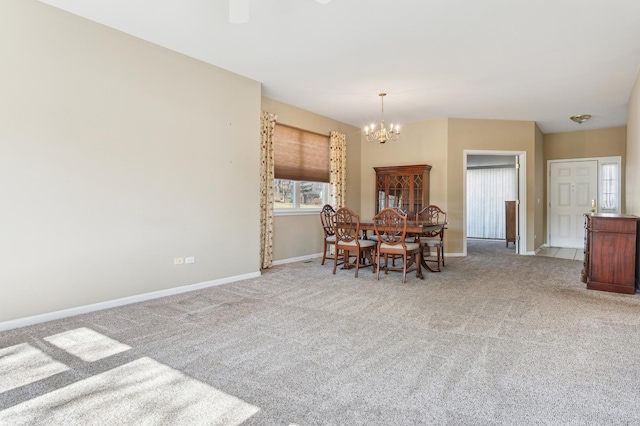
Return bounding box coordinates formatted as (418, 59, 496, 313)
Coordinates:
(412, 173, 424, 214)
(374, 164, 431, 217)
(388, 175, 410, 212)
(376, 175, 386, 212)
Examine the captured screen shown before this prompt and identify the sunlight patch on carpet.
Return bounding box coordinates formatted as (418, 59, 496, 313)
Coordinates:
(0, 356, 259, 425)
(44, 327, 131, 362)
(0, 343, 70, 393)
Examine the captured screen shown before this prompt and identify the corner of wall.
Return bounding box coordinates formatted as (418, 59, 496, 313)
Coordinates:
(626, 69, 640, 216)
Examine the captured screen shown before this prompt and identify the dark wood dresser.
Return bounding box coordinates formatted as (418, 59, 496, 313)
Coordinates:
(582, 213, 639, 294)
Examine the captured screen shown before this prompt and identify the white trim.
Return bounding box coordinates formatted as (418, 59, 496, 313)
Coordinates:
(444, 252, 465, 257)
(272, 253, 322, 265)
(274, 209, 321, 217)
(535, 244, 548, 254)
(0, 272, 261, 332)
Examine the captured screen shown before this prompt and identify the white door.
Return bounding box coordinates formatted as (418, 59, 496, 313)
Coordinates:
(548, 160, 597, 248)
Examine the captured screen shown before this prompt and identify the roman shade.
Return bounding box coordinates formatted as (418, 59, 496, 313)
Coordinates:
(274, 123, 330, 183)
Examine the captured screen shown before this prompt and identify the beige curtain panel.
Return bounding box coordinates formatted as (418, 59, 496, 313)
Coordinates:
(259, 111, 277, 269)
(330, 131, 347, 208)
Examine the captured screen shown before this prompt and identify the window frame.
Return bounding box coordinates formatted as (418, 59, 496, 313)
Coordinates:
(274, 179, 330, 216)
(599, 158, 621, 213)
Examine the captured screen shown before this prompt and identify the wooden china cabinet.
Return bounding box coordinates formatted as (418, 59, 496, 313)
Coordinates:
(374, 164, 431, 218)
(581, 213, 639, 294)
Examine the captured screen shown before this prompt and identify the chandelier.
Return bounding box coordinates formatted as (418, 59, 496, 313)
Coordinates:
(364, 93, 400, 144)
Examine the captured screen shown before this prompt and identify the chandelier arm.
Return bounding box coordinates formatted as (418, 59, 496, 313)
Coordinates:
(364, 92, 399, 144)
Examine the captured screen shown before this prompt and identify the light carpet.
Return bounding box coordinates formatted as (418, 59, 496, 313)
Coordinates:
(1, 240, 639, 425)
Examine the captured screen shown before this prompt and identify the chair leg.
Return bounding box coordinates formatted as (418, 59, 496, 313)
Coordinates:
(376, 250, 381, 280)
(415, 251, 421, 278)
(441, 243, 445, 267)
(402, 254, 407, 283)
(371, 249, 377, 274)
(321, 241, 328, 265)
(354, 249, 360, 278)
(332, 246, 339, 275)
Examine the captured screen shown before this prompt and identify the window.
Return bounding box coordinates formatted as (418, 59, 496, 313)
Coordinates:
(273, 124, 330, 214)
(600, 162, 618, 211)
(274, 180, 327, 209)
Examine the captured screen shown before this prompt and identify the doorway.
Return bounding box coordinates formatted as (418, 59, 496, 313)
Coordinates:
(548, 160, 597, 248)
(463, 150, 527, 255)
(547, 156, 622, 249)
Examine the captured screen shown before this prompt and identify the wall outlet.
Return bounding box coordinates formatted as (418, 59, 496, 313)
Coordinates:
(174, 257, 184, 265)
(185, 256, 195, 264)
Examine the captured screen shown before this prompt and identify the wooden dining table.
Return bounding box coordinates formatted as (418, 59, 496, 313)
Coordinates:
(358, 221, 446, 276)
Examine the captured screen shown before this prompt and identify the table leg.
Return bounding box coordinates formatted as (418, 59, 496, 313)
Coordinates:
(404, 253, 424, 279)
(419, 244, 438, 273)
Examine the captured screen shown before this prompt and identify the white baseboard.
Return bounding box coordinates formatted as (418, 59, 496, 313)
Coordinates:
(534, 244, 547, 254)
(443, 251, 539, 257)
(272, 253, 323, 266)
(444, 252, 465, 257)
(0, 271, 261, 332)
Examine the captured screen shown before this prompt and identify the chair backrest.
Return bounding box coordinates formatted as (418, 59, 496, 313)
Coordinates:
(332, 207, 360, 244)
(385, 207, 408, 236)
(417, 205, 447, 238)
(320, 204, 336, 237)
(373, 208, 407, 247)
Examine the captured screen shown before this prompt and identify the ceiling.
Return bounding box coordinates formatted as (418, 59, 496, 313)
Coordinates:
(38, 0, 640, 134)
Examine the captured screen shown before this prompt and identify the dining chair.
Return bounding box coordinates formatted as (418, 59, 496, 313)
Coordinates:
(367, 207, 406, 243)
(331, 207, 376, 277)
(319, 204, 337, 265)
(372, 208, 421, 283)
(416, 205, 447, 272)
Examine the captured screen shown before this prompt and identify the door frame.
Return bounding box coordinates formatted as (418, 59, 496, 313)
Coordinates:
(546, 156, 622, 247)
(463, 150, 527, 255)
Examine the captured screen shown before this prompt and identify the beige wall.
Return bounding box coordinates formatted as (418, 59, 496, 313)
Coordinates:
(627, 71, 640, 216)
(543, 127, 627, 236)
(359, 118, 539, 255)
(359, 119, 449, 220)
(544, 127, 627, 161)
(261, 97, 361, 262)
(0, 0, 261, 322)
(447, 119, 538, 254)
(534, 125, 545, 250)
